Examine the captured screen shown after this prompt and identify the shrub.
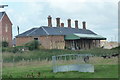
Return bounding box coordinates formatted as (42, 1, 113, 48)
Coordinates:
(2, 47, 22, 53)
(25, 40, 40, 51)
(2, 41, 8, 47)
(11, 47, 19, 53)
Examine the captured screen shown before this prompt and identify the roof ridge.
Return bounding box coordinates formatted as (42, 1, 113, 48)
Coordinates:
(26, 28, 38, 36)
(41, 27, 49, 35)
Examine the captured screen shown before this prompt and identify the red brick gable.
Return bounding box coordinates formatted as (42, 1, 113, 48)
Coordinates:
(0, 12, 12, 46)
(0, 12, 12, 25)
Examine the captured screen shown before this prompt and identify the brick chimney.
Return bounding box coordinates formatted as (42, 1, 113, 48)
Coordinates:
(56, 17, 60, 27)
(75, 20, 78, 29)
(82, 21, 86, 29)
(47, 15, 52, 27)
(67, 19, 71, 28)
(61, 23, 64, 27)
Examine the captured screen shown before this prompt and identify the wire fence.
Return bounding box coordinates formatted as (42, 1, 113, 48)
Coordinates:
(2, 54, 118, 68)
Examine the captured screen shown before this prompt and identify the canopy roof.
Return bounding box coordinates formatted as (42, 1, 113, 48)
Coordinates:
(65, 33, 106, 40)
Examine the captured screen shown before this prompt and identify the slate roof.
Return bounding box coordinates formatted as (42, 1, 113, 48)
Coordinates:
(0, 12, 5, 20)
(16, 26, 97, 37)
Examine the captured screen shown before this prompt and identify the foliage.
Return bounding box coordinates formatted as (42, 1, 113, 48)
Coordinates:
(2, 41, 8, 47)
(25, 40, 40, 51)
(2, 47, 22, 53)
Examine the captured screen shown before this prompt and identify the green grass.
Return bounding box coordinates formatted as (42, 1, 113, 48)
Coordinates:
(2, 56, 118, 78)
(2, 48, 119, 62)
(2, 64, 118, 78)
(2, 48, 119, 78)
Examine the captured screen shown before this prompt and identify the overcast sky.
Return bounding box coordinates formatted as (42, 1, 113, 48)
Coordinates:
(0, 0, 119, 42)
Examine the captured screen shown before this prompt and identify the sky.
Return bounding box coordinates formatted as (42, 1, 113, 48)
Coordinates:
(0, 0, 119, 42)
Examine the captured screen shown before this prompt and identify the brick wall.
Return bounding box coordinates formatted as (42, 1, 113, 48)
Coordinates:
(16, 35, 100, 50)
(16, 35, 65, 49)
(16, 36, 35, 46)
(1, 13, 12, 46)
(40, 35, 65, 49)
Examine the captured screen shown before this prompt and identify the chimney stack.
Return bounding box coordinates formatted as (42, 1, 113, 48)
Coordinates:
(67, 19, 71, 28)
(82, 21, 86, 29)
(47, 15, 52, 27)
(61, 23, 64, 27)
(56, 17, 60, 27)
(75, 20, 78, 29)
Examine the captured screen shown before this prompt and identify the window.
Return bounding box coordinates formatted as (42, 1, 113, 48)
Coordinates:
(34, 38, 38, 40)
(5, 24, 8, 32)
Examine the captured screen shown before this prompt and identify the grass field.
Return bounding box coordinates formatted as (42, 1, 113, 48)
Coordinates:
(2, 48, 119, 62)
(2, 64, 118, 78)
(2, 57, 118, 78)
(2, 48, 119, 78)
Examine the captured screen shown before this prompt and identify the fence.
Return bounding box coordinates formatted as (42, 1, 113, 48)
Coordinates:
(2, 53, 118, 69)
(52, 54, 94, 73)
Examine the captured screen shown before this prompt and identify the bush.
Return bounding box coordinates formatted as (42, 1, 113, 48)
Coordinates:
(11, 47, 19, 53)
(2, 41, 8, 47)
(25, 40, 40, 51)
(2, 47, 22, 53)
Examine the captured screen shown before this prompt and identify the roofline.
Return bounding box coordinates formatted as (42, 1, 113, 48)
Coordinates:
(0, 12, 5, 22)
(41, 27, 49, 35)
(26, 28, 38, 36)
(0, 12, 13, 25)
(4, 12, 13, 25)
(16, 34, 66, 38)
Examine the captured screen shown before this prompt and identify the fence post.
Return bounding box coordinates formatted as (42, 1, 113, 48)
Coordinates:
(30, 58, 32, 62)
(13, 58, 15, 67)
(39, 58, 40, 61)
(22, 58, 24, 62)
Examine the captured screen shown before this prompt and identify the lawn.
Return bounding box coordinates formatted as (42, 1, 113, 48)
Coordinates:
(2, 48, 119, 78)
(2, 57, 118, 78)
(2, 63, 118, 78)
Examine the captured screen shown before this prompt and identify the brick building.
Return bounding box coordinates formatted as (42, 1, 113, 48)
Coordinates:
(0, 11, 12, 46)
(16, 16, 106, 50)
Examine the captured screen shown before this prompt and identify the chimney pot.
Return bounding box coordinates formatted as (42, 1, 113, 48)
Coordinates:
(56, 17, 60, 27)
(61, 23, 64, 27)
(67, 19, 71, 28)
(75, 20, 78, 29)
(47, 15, 52, 27)
(82, 21, 86, 29)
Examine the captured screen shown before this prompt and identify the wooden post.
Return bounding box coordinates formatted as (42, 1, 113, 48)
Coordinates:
(30, 58, 32, 62)
(39, 58, 40, 61)
(13, 58, 15, 67)
(22, 58, 24, 62)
